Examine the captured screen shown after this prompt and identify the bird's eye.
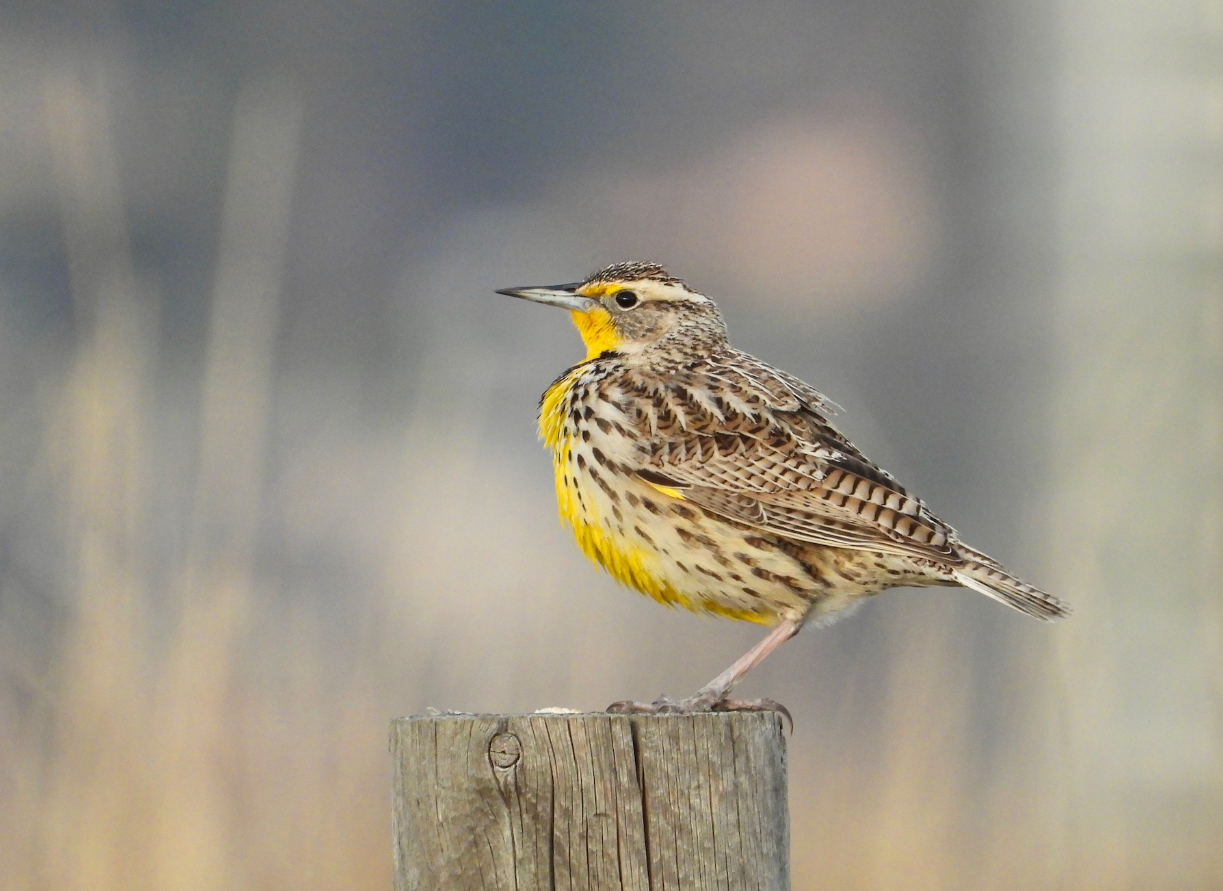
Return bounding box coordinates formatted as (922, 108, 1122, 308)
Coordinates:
(614, 290, 639, 309)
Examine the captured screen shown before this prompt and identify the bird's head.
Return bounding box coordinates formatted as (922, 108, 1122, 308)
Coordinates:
(497, 261, 727, 361)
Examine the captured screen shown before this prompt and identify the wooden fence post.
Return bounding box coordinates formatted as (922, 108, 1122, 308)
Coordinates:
(391, 712, 789, 891)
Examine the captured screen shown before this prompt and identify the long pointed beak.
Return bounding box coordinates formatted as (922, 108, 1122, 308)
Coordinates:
(495, 282, 595, 312)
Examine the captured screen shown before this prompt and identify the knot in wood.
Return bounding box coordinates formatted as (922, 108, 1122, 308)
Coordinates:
(488, 732, 522, 769)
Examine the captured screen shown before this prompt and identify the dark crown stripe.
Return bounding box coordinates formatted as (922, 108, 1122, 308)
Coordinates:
(584, 261, 690, 290)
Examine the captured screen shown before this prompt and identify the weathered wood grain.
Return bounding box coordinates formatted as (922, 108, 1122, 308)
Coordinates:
(391, 712, 788, 891)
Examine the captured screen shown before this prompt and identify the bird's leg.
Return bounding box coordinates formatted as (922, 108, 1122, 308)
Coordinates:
(687, 617, 803, 706)
(607, 617, 803, 723)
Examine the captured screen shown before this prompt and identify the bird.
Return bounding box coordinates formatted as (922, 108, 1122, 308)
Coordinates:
(497, 261, 1069, 715)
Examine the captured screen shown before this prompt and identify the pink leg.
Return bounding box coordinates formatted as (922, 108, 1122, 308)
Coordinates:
(607, 617, 804, 720)
(691, 617, 803, 702)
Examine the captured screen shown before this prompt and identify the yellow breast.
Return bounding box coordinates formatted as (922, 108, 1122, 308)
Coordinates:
(540, 369, 689, 607)
(538, 368, 770, 623)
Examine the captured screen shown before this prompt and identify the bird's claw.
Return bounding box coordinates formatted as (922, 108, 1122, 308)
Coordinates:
(710, 697, 793, 732)
(606, 695, 683, 714)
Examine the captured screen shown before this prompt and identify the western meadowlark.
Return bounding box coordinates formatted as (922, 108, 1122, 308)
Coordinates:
(498, 261, 1068, 714)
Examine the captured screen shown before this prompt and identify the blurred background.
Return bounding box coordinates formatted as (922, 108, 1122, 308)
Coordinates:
(0, 1, 1220, 889)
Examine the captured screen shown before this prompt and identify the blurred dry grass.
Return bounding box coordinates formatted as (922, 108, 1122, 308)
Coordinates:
(0, 5, 1221, 890)
(0, 72, 389, 891)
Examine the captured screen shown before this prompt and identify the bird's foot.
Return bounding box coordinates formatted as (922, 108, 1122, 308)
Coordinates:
(607, 692, 792, 731)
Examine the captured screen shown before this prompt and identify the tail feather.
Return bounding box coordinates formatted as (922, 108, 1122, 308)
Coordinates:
(952, 561, 1070, 621)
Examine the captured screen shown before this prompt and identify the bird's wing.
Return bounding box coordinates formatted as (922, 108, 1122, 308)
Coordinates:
(623, 351, 962, 564)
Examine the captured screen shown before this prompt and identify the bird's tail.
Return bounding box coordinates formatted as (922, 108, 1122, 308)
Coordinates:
(952, 550, 1070, 621)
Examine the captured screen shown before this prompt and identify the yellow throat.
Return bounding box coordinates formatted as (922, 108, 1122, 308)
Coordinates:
(568, 305, 620, 360)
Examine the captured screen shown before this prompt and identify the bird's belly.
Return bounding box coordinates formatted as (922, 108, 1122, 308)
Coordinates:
(555, 459, 834, 624)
